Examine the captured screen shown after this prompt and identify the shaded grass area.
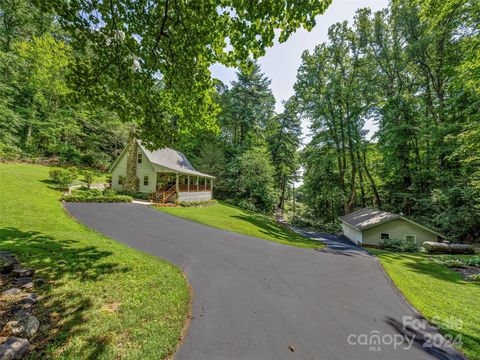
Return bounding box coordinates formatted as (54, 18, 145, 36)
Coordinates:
(372, 250, 480, 360)
(0, 163, 190, 359)
(156, 203, 323, 248)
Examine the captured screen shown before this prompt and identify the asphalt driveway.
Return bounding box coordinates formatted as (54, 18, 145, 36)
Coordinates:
(65, 203, 464, 360)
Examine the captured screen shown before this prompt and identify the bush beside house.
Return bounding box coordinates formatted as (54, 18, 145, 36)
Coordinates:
(62, 189, 132, 203)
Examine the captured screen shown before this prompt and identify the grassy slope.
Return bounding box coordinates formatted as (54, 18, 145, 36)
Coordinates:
(0, 163, 189, 359)
(156, 203, 322, 248)
(372, 250, 480, 360)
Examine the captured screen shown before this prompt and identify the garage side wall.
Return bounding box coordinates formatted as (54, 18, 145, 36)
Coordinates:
(362, 219, 437, 246)
(341, 222, 362, 245)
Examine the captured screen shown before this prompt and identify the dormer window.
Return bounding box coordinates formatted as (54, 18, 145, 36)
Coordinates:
(137, 153, 142, 164)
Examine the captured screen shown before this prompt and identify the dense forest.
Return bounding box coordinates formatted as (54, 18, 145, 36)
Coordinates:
(295, 0, 480, 242)
(1, 0, 479, 242)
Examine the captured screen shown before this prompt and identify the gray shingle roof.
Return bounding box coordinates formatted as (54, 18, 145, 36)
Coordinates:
(339, 207, 400, 230)
(138, 141, 214, 178)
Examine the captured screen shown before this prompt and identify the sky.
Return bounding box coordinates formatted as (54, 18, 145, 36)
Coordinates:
(210, 0, 389, 140)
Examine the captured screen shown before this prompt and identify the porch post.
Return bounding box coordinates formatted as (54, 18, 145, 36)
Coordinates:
(204, 177, 207, 191)
(196, 176, 199, 191)
(187, 175, 190, 192)
(211, 178, 214, 192)
(176, 173, 179, 194)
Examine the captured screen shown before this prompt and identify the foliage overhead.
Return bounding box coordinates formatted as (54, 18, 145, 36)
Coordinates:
(32, 0, 332, 148)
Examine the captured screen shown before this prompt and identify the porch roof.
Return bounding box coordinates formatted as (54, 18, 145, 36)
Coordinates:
(138, 141, 215, 178)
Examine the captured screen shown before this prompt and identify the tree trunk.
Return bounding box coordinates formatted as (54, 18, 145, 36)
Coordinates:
(361, 150, 382, 207)
(292, 184, 296, 216)
(279, 175, 286, 210)
(124, 131, 139, 192)
(357, 150, 366, 207)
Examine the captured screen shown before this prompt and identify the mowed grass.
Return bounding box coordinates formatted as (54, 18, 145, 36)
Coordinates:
(372, 250, 480, 360)
(0, 163, 190, 359)
(156, 203, 323, 248)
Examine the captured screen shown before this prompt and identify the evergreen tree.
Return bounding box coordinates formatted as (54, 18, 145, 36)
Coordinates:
(266, 98, 302, 209)
(220, 62, 275, 149)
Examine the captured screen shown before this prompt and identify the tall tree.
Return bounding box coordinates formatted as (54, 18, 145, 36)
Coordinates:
(296, 21, 378, 214)
(220, 63, 275, 149)
(266, 98, 302, 209)
(295, 0, 480, 242)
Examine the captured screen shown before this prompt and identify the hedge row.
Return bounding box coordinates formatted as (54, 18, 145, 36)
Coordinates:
(62, 188, 132, 203)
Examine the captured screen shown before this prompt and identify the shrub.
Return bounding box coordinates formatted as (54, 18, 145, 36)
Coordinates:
(467, 274, 480, 282)
(81, 170, 97, 189)
(235, 199, 257, 212)
(62, 189, 132, 203)
(49, 167, 78, 189)
(48, 168, 63, 183)
(116, 190, 151, 200)
(0, 144, 22, 161)
(443, 259, 467, 268)
(437, 256, 480, 268)
(290, 215, 341, 233)
(462, 256, 480, 268)
(380, 238, 419, 253)
(180, 200, 218, 208)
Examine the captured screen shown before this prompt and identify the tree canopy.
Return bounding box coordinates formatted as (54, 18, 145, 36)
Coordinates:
(295, 0, 480, 242)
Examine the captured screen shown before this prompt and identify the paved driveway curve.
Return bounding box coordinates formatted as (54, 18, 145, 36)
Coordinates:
(65, 203, 463, 360)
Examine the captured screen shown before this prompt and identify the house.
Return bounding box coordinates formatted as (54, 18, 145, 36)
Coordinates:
(110, 139, 215, 203)
(339, 207, 442, 247)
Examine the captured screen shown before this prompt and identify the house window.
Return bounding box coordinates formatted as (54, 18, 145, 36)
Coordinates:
(380, 233, 390, 240)
(137, 153, 142, 164)
(143, 176, 149, 186)
(405, 235, 416, 242)
(184, 178, 188, 185)
(118, 175, 124, 185)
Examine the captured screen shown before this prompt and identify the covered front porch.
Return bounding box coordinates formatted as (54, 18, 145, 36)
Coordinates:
(151, 172, 214, 203)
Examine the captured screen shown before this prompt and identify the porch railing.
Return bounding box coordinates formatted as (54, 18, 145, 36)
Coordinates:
(178, 184, 212, 192)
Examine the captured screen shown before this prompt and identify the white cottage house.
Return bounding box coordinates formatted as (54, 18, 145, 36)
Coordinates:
(110, 140, 214, 203)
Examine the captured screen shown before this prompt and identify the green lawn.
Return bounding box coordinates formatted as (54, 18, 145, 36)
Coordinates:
(156, 203, 323, 248)
(72, 171, 110, 186)
(0, 163, 190, 359)
(372, 250, 480, 360)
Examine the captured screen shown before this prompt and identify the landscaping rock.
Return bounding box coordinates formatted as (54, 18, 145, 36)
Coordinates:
(0, 252, 18, 264)
(13, 278, 32, 288)
(0, 337, 29, 360)
(33, 278, 46, 287)
(0, 262, 15, 275)
(3, 313, 39, 338)
(0, 253, 18, 275)
(17, 294, 38, 309)
(9, 269, 34, 278)
(20, 283, 33, 290)
(1, 288, 21, 297)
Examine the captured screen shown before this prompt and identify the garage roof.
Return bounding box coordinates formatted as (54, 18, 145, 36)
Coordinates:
(339, 207, 443, 237)
(339, 207, 400, 230)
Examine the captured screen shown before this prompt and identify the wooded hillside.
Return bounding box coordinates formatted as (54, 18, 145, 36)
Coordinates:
(0, 0, 478, 242)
